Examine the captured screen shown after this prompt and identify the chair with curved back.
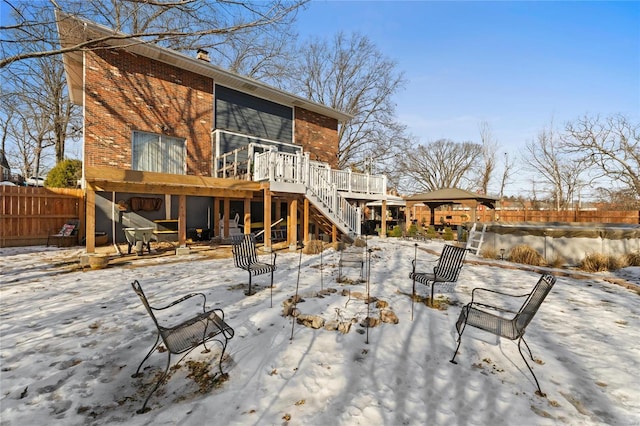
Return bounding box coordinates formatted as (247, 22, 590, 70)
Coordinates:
(450, 274, 556, 396)
(130, 280, 234, 413)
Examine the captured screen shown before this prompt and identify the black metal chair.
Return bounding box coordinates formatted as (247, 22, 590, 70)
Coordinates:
(231, 233, 277, 302)
(131, 280, 234, 414)
(450, 274, 556, 396)
(409, 244, 467, 316)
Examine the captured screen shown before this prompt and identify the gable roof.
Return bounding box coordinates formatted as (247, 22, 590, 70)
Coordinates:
(55, 12, 353, 123)
(405, 188, 498, 209)
(0, 150, 10, 170)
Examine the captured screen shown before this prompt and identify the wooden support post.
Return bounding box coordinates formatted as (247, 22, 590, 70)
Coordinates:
(275, 200, 282, 224)
(381, 199, 387, 238)
(303, 198, 310, 244)
(213, 198, 220, 238)
(332, 224, 337, 243)
(223, 198, 230, 237)
(244, 198, 251, 234)
(178, 194, 187, 247)
(165, 194, 171, 219)
(264, 189, 272, 250)
(289, 198, 298, 251)
(86, 189, 96, 253)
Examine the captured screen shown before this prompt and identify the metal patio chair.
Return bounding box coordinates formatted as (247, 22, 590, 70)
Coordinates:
(409, 243, 467, 317)
(231, 233, 277, 303)
(131, 280, 234, 413)
(450, 274, 556, 396)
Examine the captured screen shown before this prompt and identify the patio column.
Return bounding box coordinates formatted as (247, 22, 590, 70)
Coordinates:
(303, 198, 310, 244)
(380, 199, 387, 237)
(289, 198, 298, 251)
(223, 198, 230, 237)
(178, 194, 186, 247)
(244, 198, 251, 234)
(86, 189, 96, 253)
(213, 198, 220, 238)
(264, 189, 272, 250)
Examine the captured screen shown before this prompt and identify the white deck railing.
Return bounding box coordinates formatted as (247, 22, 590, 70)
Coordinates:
(253, 150, 386, 195)
(253, 151, 386, 236)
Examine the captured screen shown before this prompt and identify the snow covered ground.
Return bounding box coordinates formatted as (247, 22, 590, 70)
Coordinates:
(1, 238, 639, 425)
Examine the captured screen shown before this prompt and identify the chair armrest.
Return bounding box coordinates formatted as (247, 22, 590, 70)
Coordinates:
(469, 287, 531, 313)
(210, 308, 235, 340)
(151, 292, 208, 313)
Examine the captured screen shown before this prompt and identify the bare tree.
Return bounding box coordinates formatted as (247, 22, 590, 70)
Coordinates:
(476, 121, 497, 194)
(398, 139, 483, 193)
(1, 0, 303, 173)
(287, 32, 414, 175)
(2, 5, 80, 176)
(563, 114, 640, 201)
(498, 151, 515, 200)
(0, 0, 307, 68)
(524, 122, 588, 210)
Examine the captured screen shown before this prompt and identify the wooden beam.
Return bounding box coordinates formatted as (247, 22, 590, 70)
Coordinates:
(86, 180, 254, 198)
(84, 166, 259, 198)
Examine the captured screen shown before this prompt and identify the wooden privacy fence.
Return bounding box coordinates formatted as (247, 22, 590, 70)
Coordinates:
(410, 206, 639, 228)
(1, 186, 84, 247)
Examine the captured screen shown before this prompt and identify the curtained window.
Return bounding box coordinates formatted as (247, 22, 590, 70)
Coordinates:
(132, 131, 185, 174)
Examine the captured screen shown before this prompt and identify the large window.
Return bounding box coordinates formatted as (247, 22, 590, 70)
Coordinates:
(215, 85, 293, 143)
(132, 131, 185, 174)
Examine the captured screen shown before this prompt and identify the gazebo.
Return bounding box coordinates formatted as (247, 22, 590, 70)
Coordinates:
(405, 188, 498, 226)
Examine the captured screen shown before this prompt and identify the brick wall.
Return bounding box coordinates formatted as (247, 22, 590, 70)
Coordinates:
(84, 49, 214, 175)
(294, 107, 339, 168)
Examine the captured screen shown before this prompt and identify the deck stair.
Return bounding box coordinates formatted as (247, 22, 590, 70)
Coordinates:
(252, 150, 387, 238)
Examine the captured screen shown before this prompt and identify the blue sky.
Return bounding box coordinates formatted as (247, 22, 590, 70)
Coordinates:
(295, 1, 640, 194)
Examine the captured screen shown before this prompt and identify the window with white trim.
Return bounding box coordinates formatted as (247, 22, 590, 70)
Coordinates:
(132, 131, 186, 174)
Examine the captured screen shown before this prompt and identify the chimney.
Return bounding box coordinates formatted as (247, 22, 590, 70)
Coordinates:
(196, 49, 210, 62)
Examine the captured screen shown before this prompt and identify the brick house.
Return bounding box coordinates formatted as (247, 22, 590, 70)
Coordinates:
(57, 13, 390, 253)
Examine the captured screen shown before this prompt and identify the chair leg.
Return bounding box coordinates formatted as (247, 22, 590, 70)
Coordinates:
(216, 337, 228, 376)
(138, 352, 172, 414)
(450, 311, 468, 364)
(520, 336, 535, 361)
(411, 276, 416, 321)
(517, 337, 545, 396)
(430, 281, 435, 307)
(246, 272, 252, 296)
(270, 269, 274, 308)
(450, 335, 463, 364)
(133, 334, 160, 377)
